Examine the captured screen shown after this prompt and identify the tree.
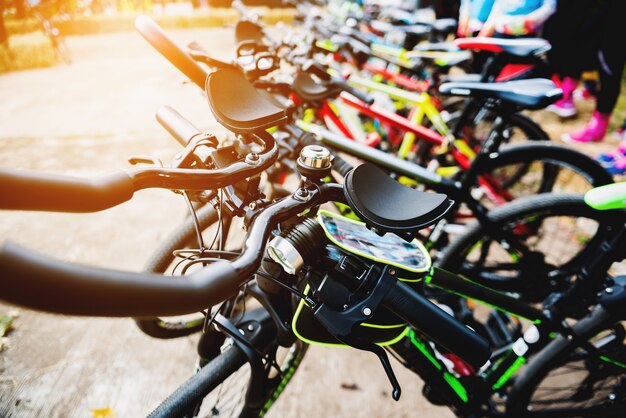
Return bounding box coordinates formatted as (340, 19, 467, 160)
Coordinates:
(15, 0, 26, 19)
(0, 0, 8, 47)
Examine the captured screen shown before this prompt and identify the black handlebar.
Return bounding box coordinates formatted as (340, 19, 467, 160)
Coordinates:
(0, 177, 491, 369)
(0, 241, 238, 317)
(0, 168, 135, 212)
(383, 279, 491, 370)
(135, 15, 209, 90)
(0, 127, 278, 213)
(0, 184, 342, 317)
(156, 106, 202, 147)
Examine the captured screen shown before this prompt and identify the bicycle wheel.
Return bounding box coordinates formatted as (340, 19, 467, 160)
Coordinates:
(416, 111, 548, 168)
(468, 141, 613, 208)
(136, 185, 292, 339)
(135, 203, 234, 338)
(149, 308, 308, 418)
(507, 307, 626, 417)
(453, 110, 548, 147)
(437, 194, 623, 302)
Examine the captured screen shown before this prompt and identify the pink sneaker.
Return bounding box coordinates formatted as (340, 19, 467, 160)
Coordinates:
(547, 97, 577, 118)
(548, 77, 578, 118)
(563, 111, 610, 143)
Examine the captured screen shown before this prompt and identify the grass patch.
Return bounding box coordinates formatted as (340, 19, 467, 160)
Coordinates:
(0, 32, 57, 73)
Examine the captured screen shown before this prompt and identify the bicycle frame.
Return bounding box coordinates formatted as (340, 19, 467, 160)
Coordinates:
(400, 208, 626, 415)
(296, 120, 521, 229)
(295, 70, 535, 212)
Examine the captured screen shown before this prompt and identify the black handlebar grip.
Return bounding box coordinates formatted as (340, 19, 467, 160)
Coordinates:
(0, 168, 134, 212)
(383, 280, 491, 370)
(0, 242, 240, 317)
(135, 15, 209, 90)
(156, 106, 202, 147)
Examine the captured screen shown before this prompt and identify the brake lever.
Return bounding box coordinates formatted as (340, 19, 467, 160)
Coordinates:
(171, 133, 219, 169)
(128, 156, 163, 167)
(337, 333, 401, 401)
(312, 264, 403, 400)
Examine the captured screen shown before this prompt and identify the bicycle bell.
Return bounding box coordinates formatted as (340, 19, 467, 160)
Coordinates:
(297, 145, 333, 181)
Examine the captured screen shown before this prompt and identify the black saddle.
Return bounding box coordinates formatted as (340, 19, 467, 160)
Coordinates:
(439, 78, 562, 110)
(456, 37, 550, 58)
(235, 20, 265, 45)
(292, 72, 343, 102)
(344, 164, 453, 240)
(206, 67, 288, 134)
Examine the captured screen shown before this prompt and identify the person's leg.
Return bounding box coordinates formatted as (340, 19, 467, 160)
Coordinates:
(564, 1, 626, 143)
(545, 0, 601, 118)
(547, 74, 579, 118)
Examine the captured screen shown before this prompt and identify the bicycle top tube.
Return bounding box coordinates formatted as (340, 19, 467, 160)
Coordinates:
(297, 120, 458, 193)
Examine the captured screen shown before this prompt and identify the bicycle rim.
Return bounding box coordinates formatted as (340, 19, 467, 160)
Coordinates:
(437, 194, 619, 300)
(197, 342, 307, 418)
(507, 311, 626, 417)
(136, 204, 235, 338)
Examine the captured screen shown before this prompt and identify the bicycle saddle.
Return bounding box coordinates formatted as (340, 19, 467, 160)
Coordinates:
(438, 78, 562, 110)
(292, 72, 343, 102)
(344, 163, 453, 240)
(455, 38, 550, 57)
(206, 67, 288, 134)
(235, 20, 265, 45)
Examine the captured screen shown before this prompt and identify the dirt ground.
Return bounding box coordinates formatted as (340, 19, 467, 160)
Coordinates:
(1, 26, 624, 418)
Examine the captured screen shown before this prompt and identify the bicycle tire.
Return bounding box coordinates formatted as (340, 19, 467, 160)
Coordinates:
(416, 111, 548, 168)
(136, 185, 292, 339)
(436, 193, 623, 301)
(135, 204, 230, 339)
(469, 141, 613, 205)
(478, 112, 549, 189)
(506, 307, 626, 417)
(149, 309, 308, 418)
(451, 110, 549, 146)
(150, 343, 248, 418)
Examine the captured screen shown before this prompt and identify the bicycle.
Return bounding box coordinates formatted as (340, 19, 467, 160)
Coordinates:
(132, 15, 614, 339)
(1, 149, 625, 418)
(29, 0, 72, 64)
